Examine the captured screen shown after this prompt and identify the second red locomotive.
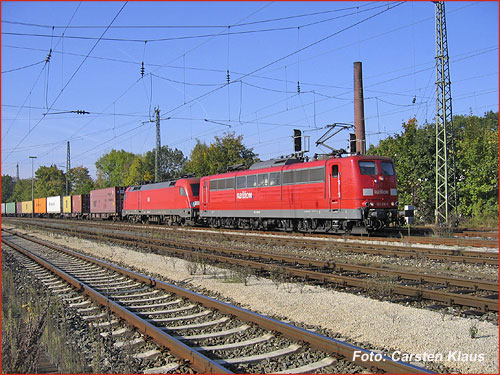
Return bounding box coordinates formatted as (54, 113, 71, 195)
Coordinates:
(122, 178, 200, 225)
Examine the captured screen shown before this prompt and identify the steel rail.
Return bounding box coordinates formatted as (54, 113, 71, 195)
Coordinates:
(30, 223, 496, 292)
(11, 217, 498, 263)
(5, 227, 497, 312)
(3, 230, 434, 374)
(1, 234, 232, 374)
(9, 218, 499, 266)
(3, 230, 433, 374)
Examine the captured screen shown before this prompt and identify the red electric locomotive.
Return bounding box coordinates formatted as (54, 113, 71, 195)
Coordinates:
(122, 178, 200, 225)
(199, 155, 399, 233)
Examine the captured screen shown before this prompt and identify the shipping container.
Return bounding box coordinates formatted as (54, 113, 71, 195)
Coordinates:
(16, 202, 22, 215)
(72, 194, 90, 218)
(90, 187, 125, 219)
(47, 196, 63, 215)
(34, 198, 47, 215)
(63, 196, 72, 214)
(22, 201, 33, 216)
(6, 202, 16, 215)
(1, 203, 5, 215)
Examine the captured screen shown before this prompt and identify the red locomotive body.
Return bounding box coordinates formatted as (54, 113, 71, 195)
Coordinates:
(122, 178, 200, 225)
(199, 155, 398, 233)
(90, 187, 125, 219)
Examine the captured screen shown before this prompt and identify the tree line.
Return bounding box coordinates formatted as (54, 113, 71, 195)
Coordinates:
(1, 132, 258, 201)
(367, 111, 498, 226)
(2, 113, 498, 226)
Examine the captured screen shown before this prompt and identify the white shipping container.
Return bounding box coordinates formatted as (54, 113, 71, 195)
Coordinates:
(47, 196, 63, 214)
(1, 203, 5, 214)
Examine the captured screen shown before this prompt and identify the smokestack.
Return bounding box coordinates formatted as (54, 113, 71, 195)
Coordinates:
(354, 61, 366, 154)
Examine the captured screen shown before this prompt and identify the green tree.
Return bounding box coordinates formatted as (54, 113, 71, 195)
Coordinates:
(454, 111, 498, 221)
(368, 118, 435, 223)
(10, 179, 33, 202)
(67, 166, 94, 195)
(123, 155, 152, 186)
(368, 112, 499, 225)
(1, 175, 16, 202)
(186, 132, 258, 176)
(34, 165, 65, 198)
(184, 140, 211, 177)
(144, 145, 187, 182)
(95, 149, 136, 188)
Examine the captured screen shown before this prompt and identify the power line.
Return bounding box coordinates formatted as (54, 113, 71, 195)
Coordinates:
(1, 2, 378, 30)
(4, 2, 128, 162)
(2, 4, 398, 45)
(160, 3, 403, 121)
(1, 60, 45, 74)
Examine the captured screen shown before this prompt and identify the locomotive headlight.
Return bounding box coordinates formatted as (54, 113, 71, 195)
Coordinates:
(364, 201, 372, 207)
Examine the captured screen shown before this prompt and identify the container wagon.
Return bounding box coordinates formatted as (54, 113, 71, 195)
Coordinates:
(22, 201, 33, 217)
(72, 194, 90, 219)
(6, 202, 16, 216)
(90, 187, 125, 220)
(62, 196, 72, 216)
(47, 196, 63, 217)
(34, 198, 47, 216)
(1, 203, 5, 216)
(16, 202, 22, 216)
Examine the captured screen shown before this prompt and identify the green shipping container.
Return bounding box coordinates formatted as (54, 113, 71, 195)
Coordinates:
(6, 202, 16, 215)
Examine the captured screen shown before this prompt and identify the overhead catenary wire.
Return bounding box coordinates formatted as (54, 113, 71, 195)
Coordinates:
(3, 1, 497, 176)
(1, 3, 398, 46)
(4, 2, 128, 162)
(1, 60, 46, 74)
(1, 2, 380, 30)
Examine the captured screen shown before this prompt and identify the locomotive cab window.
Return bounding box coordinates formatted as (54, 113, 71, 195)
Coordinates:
(179, 187, 187, 196)
(332, 165, 339, 178)
(359, 161, 377, 175)
(381, 162, 395, 176)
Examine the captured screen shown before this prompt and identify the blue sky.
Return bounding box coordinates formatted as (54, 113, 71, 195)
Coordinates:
(2, 1, 498, 179)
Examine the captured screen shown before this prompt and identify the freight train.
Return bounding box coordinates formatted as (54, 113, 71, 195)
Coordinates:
(2, 155, 400, 233)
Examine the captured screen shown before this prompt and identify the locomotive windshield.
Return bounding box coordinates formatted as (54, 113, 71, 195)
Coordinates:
(359, 161, 377, 175)
(381, 162, 395, 176)
(190, 183, 200, 196)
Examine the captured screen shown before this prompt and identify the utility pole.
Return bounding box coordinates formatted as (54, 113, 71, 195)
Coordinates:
(155, 107, 161, 183)
(66, 141, 71, 195)
(29, 156, 36, 217)
(435, 1, 458, 226)
(16, 163, 19, 182)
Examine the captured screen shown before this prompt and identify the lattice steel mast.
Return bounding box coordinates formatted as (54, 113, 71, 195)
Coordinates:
(435, 1, 458, 226)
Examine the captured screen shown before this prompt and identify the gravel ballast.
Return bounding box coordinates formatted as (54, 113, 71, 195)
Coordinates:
(11, 227, 499, 374)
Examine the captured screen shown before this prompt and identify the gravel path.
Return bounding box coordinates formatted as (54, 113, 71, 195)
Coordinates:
(13, 227, 499, 374)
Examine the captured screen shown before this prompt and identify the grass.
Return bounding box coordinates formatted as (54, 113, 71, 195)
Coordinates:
(1, 268, 49, 373)
(1, 255, 88, 373)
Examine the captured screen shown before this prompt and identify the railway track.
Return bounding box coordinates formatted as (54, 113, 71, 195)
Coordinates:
(4, 222, 498, 314)
(6, 217, 499, 265)
(1, 230, 432, 374)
